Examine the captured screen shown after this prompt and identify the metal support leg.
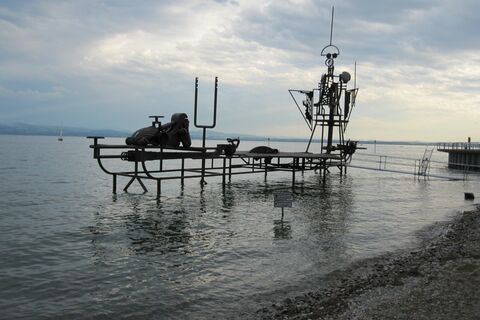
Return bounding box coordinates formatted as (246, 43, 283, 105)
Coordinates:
(201, 158, 206, 185)
(200, 127, 207, 185)
(124, 161, 148, 193)
(124, 176, 135, 191)
(222, 158, 226, 186)
(157, 180, 161, 198)
(137, 177, 148, 193)
(113, 174, 117, 194)
(292, 158, 296, 188)
(264, 160, 268, 180)
(228, 158, 232, 181)
(181, 158, 185, 186)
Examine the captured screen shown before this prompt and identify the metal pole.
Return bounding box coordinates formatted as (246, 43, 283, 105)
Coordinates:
(201, 127, 206, 185)
(113, 174, 117, 194)
(181, 158, 185, 185)
(292, 158, 296, 187)
(222, 158, 226, 186)
(264, 159, 268, 180)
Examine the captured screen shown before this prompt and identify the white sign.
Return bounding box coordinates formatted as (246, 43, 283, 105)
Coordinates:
(274, 192, 293, 208)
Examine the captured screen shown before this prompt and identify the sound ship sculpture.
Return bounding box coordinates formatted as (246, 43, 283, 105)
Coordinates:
(88, 8, 359, 197)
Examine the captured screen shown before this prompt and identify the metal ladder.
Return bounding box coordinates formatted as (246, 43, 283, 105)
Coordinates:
(417, 148, 434, 177)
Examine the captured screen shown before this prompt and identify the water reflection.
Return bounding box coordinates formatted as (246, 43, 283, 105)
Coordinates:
(294, 174, 355, 256)
(90, 194, 193, 258)
(273, 219, 292, 240)
(221, 184, 235, 212)
(126, 206, 191, 255)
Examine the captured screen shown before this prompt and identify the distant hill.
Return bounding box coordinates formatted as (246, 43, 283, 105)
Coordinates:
(0, 122, 436, 145)
(0, 123, 130, 138)
(0, 122, 276, 141)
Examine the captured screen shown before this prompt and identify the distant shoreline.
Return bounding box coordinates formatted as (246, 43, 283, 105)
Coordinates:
(0, 123, 450, 145)
(0, 132, 440, 146)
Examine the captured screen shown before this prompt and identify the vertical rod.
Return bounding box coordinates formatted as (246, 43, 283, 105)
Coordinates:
(228, 158, 232, 181)
(194, 77, 198, 121)
(159, 147, 163, 171)
(181, 158, 185, 185)
(222, 158, 226, 186)
(264, 159, 268, 180)
(201, 128, 206, 185)
(326, 85, 336, 154)
(157, 180, 161, 198)
(329, 6, 334, 45)
(321, 114, 325, 154)
(292, 158, 296, 187)
(113, 174, 117, 194)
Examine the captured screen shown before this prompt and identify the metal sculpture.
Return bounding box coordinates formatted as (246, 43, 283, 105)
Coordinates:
(289, 6, 359, 174)
(87, 7, 361, 196)
(125, 114, 191, 148)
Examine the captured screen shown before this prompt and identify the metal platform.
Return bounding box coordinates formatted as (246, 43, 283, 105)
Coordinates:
(437, 142, 480, 171)
(88, 138, 345, 197)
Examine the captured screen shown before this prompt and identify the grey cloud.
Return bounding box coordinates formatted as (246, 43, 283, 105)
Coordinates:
(0, 0, 479, 140)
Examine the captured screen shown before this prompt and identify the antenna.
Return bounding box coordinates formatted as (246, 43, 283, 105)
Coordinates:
(329, 6, 334, 45)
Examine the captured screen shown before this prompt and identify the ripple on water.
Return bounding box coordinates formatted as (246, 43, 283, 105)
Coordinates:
(1, 136, 479, 318)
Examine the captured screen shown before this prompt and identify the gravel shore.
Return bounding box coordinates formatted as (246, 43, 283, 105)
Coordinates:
(256, 207, 480, 319)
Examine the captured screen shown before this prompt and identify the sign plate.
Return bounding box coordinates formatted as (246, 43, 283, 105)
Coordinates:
(274, 192, 293, 208)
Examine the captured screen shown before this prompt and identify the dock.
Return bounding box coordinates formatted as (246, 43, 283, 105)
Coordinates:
(437, 142, 480, 171)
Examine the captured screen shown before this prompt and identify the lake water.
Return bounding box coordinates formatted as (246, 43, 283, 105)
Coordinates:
(1, 135, 479, 319)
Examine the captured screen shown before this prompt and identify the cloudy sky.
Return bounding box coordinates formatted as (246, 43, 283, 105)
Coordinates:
(0, 0, 479, 141)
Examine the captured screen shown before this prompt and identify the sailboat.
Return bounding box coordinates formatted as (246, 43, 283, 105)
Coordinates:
(58, 128, 63, 141)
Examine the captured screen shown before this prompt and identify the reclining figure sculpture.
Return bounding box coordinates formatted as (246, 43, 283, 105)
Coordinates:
(125, 113, 191, 148)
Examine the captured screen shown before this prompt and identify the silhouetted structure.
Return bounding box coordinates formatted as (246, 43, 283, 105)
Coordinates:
(88, 8, 360, 197)
(289, 7, 359, 175)
(437, 142, 480, 171)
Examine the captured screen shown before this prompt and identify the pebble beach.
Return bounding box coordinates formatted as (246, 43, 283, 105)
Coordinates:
(256, 207, 480, 319)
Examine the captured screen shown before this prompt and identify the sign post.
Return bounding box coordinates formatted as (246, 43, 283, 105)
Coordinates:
(274, 192, 293, 220)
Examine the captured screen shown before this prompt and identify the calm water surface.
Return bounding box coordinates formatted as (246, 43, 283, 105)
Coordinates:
(1, 135, 479, 319)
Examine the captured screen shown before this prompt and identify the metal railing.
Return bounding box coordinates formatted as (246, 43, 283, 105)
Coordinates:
(437, 142, 480, 151)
